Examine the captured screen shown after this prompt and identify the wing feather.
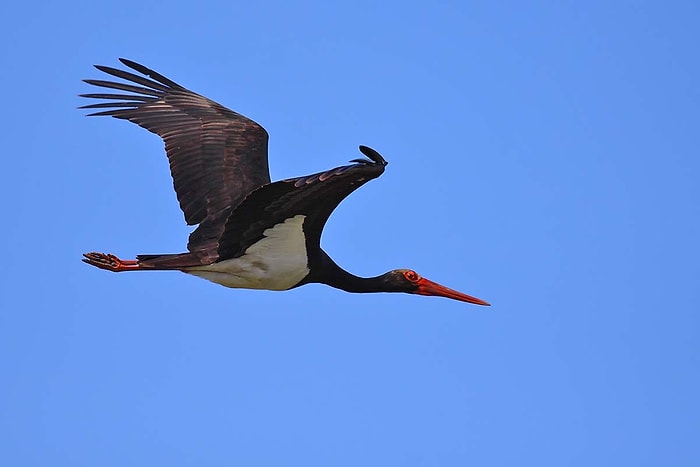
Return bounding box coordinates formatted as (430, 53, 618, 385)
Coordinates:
(195, 148, 388, 262)
(80, 59, 271, 259)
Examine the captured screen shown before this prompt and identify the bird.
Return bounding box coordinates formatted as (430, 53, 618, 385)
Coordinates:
(80, 58, 490, 306)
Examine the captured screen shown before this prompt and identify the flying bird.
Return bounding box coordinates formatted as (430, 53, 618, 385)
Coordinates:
(80, 59, 489, 306)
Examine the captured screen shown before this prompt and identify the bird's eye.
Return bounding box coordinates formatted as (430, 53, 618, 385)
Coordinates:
(404, 270, 420, 282)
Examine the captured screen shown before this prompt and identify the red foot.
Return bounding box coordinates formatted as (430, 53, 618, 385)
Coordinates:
(82, 252, 141, 272)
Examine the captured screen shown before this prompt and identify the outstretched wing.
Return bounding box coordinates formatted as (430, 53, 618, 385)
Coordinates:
(188, 146, 388, 263)
(80, 58, 270, 227)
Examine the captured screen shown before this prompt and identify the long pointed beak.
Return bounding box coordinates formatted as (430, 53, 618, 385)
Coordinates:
(415, 278, 490, 306)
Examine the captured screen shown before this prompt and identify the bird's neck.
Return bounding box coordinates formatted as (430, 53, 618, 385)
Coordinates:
(313, 251, 387, 293)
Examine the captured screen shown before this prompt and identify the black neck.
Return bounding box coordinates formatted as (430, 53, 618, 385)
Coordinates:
(310, 251, 388, 293)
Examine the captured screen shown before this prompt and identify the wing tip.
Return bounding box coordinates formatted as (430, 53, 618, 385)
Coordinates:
(118, 57, 139, 69)
(356, 145, 388, 166)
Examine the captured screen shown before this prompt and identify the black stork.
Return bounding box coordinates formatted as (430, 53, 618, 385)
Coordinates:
(80, 59, 489, 306)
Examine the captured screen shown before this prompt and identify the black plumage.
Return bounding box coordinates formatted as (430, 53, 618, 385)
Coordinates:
(82, 59, 270, 230)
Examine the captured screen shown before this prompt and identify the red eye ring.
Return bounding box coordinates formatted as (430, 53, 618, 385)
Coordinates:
(404, 270, 420, 282)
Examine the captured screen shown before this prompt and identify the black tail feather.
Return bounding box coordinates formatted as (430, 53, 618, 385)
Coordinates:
(136, 253, 206, 269)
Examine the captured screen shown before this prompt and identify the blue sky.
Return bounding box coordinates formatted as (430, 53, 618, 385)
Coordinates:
(1, 1, 699, 465)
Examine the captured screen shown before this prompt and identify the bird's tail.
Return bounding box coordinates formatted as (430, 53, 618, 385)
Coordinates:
(136, 253, 204, 269)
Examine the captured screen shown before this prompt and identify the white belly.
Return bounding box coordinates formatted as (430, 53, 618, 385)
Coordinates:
(184, 215, 310, 290)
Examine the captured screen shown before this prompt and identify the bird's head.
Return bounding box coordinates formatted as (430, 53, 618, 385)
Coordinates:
(382, 269, 490, 306)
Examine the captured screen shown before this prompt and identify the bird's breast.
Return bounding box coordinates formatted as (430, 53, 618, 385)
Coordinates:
(184, 215, 310, 290)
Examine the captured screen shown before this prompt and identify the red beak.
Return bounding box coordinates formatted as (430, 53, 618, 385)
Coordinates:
(415, 278, 490, 306)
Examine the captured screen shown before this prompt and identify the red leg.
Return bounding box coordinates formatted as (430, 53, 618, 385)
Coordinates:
(82, 252, 142, 272)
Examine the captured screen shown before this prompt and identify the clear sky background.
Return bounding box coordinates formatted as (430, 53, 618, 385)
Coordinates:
(1, 1, 698, 466)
